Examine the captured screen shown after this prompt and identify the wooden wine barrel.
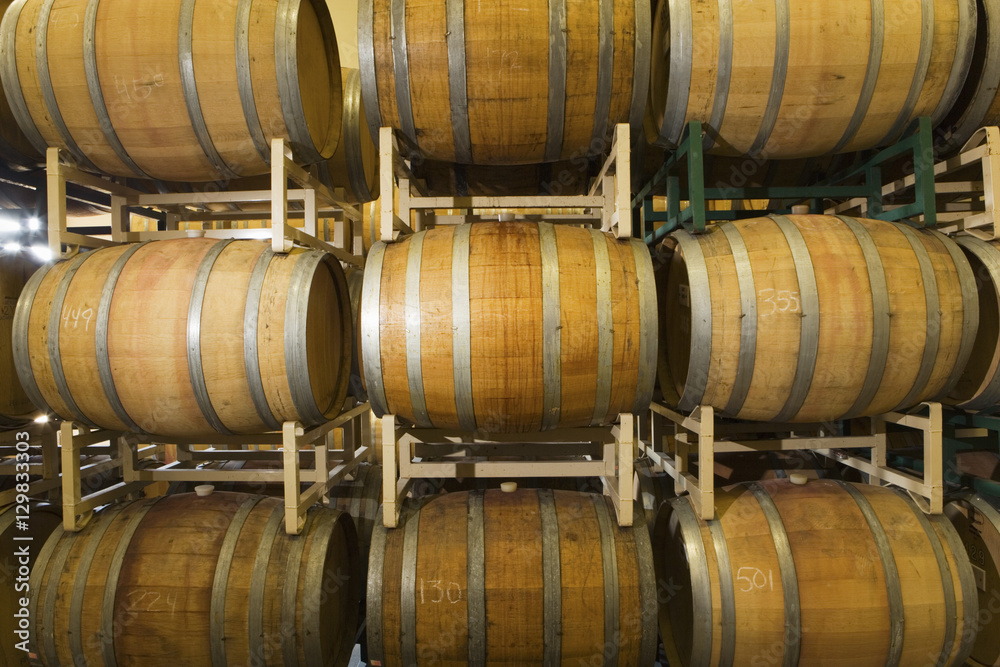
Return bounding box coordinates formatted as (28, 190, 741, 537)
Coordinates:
(938, 0, 1000, 154)
(1, 501, 60, 667)
(361, 222, 657, 432)
(346, 266, 366, 402)
(946, 491, 1000, 667)
(28, 492, 359, 667)
(649, 0, 976, 157)
(0, 0, 342, 182)
(13, 238, 352, 437)
(656, 478, 978, 667)
(368, 488, 658, 666)
(0, 0, 40, 172)
(948, 236, 1000, 409)
(316, 68, 378, 204)
(0, 253, 41, 428)
(659, 215, 978, 422)
(412, 160, 591, 197)
(358, 0, 650, 165)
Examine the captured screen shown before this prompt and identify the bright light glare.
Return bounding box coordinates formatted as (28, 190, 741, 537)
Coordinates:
(27, 217, 41, 231)
(34, 415, 49, 424)
(3, 242, 21, 253)
(30, 245, 53, 262)
(0, 218, 20, 233)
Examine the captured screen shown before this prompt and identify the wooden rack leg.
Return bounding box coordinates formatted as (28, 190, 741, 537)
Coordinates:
(282, 421, 306, 535)
(924, 402, 944, 514)
(615, 413, 634, 527)
(60, 422, 90, 531)
(382, 414, 400, 528)
(697, 406, 716, 521)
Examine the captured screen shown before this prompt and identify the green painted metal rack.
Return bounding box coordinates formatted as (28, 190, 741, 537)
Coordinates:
(634, 117, 939, 245)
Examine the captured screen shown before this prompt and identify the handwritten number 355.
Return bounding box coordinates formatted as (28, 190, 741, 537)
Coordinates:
(758, 289, 800, 316)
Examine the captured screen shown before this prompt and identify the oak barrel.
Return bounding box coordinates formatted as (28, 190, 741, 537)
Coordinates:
(1, 501, 60, 667)
(361, 222, 657, 432)
(939, 0, 1000, 154)
(659, 215, 978, 422)
(650, 0, 976, 157)
(948, 236, 1000, 409)
(946, 491, 1000, 667)
(13, 238, 352, 437)
(368, 488, 658, 666)
(358, 0, 650, 164)
(0, 253, 41, 427)
(0, 0, 342, 182)
(656, 478, 978, 667)
(317, 68, 379, 204)
(28, 492, 359, 667)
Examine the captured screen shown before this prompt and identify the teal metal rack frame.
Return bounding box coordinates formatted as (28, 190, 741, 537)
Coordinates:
(634, 117, 938, 244)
